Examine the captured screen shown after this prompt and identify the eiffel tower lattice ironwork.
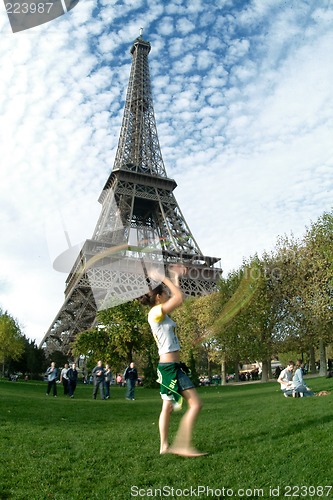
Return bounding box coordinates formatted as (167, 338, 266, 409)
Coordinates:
(41, 34, 222, 354)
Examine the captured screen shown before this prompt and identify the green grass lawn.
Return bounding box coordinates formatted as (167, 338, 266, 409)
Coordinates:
(0, 377, 333, 500)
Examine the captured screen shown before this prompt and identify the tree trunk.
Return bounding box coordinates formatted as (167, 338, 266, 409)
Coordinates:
(268, 360, 273, 380)
(221, 359, 227, 386)
(309, 346, 316, 374)
(234, 360, 239, 382)
(127, 349, 133, 364)
(261, 359, 269, 382)
(319, 339, 327, 377)
(207, 358, 211, 379)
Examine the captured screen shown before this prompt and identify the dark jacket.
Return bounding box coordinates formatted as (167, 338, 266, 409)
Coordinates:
(67, 368, 78, 382)
(92, 365, 105, 382)
(124, 366, 138, 381)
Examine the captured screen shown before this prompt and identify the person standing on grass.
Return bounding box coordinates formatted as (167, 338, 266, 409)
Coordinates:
(104, 363, 112, 399)
(277, 361, 295, 397)
(140, 264, 206, 457)
(60, 363, 69, 396)
(124, 362, 138, 400)
(46, 362, 58, 397)
(67, 362, 78, 398)
(92, 360, 105, 400)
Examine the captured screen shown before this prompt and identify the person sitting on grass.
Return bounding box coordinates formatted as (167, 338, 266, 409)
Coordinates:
(277, 361, 295, 397)
(292, 360, 315, 397)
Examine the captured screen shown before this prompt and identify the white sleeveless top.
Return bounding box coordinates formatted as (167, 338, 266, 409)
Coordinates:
(148, 305, 180, 355)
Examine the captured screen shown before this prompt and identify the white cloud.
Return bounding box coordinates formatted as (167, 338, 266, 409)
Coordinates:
(176, 17, 195, 35)
(158, 16, 174, 36)
(225, 38, 250, 64)
(173, 53, 196, 73)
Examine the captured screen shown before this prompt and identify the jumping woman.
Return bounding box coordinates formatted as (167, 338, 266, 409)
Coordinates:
(141, 264, 206, 457)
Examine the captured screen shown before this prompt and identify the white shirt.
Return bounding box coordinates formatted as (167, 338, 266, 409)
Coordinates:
(278, 368, 292, 390)
(148, 304, 180, 355)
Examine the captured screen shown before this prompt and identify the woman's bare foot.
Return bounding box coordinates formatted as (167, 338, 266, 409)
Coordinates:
(167, 447, 208, 457)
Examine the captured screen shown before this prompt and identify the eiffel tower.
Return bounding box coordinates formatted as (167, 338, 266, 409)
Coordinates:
(41, 33, 221, 354)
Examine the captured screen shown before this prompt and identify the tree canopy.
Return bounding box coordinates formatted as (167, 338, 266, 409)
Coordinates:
(0, 310, 25, 376)
(71, 300, 152, 372)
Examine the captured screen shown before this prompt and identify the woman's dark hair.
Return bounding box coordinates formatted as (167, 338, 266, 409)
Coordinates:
(139, 284, 164, 307)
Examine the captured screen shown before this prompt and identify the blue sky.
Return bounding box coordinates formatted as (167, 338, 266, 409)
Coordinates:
(1, 0, 333, 344)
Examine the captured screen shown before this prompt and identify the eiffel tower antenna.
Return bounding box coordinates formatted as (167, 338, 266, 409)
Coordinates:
(40, 34, 222, 354)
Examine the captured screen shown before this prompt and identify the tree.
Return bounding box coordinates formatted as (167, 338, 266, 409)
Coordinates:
(271, 234, 316, 356)
(9, 337, 47, 379)
(172, 293, 221, 381)
(207, 259, 279, 382)
(98, 300, 151, 365)
(46, 350, 69, 369)
(274, 212, 333, 375)
(172, 296, 206, 360)
(0, 310, 25, 376)
(299, 212, 333, 375)
(212, 255, 293, 382)
(213, 266, 258, 382)
(72, 300, 151, 372)
(141, 341, 159, 388)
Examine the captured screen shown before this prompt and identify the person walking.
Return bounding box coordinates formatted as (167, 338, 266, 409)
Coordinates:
(124, 362, 138, 400)
(140, 264, 206, 457)
(116, 374, 123, 387)
(104, 364, 112, 399)
(67, 362, 78, 398)
(46, 362, 58, 397)
(60, 363, 69, 396)
(92, 360, 105, 400)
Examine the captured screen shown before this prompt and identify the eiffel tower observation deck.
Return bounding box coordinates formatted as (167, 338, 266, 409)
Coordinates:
(41, 33, 222, 354)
